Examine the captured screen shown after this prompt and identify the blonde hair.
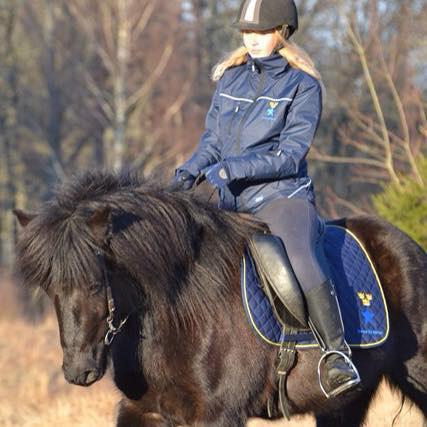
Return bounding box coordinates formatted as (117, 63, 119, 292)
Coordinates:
(212, 29, 321, 82)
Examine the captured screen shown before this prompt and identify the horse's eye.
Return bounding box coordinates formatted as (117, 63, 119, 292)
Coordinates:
(88, 281, 103, 296)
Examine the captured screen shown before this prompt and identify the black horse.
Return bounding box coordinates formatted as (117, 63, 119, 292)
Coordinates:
(14, 172, 427, 426)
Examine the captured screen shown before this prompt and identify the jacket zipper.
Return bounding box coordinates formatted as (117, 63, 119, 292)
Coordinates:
(227, 104, 240, 136)
(235, 65, 267, 154)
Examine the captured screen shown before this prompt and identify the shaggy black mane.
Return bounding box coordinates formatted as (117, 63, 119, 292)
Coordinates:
(15, 170, 263, 324)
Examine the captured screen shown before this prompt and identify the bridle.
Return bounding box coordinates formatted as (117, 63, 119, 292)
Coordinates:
(95, 249, 129, 346)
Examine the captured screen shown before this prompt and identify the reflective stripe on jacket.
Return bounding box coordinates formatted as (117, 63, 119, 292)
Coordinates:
(180, 53, 322, 213)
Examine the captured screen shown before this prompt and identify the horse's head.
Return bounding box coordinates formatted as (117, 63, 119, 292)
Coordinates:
(13, 206, 125, 387)
(52, 265, 109, 386)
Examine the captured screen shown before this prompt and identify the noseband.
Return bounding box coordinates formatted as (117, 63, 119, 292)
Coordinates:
(95, 250, 129, 346)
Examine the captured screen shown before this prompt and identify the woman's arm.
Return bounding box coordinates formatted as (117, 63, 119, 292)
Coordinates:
(176, 84, 222, 177)
(223, 76, 322, 182)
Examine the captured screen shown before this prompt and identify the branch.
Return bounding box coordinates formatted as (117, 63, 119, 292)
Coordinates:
(131, 0, 155, 38)
(350, 110, 390, 149)
(68, 1, 115, 73)
(345, 17, 401, 186)
(65, 136, 90, 167)
(345, 138, 382, 158)
(99, 2, 115, 63)
(339, 103, 407, 157)
(417, 94, 427, 139)
(85, 71, 114, 122)
(352, 109, 410, 150)
(131, 78, 193, 171)
(310, 147, 388, 169)
(324, 186, 368, 217)
(47, 145, 66, 180)
(377, 41, 424, 186)
(125, 42, 173, 114)
(351, 177, 386, 185)
(338, 127, 383, 159)
(352, 166, 389, 182)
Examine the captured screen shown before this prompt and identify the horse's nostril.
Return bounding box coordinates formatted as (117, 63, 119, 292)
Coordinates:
(66, 369, 100, 386)
(83, 369, 99, 385)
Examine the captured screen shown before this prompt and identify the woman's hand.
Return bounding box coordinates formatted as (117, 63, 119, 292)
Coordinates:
(170, 170, 196, 191)
(204, 163, 229, 192)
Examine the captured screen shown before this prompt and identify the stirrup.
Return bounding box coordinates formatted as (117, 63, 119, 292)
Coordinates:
(317, 350, 361, 398)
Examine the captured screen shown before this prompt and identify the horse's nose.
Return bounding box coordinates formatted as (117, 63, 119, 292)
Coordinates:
(62, 361, 101, 386)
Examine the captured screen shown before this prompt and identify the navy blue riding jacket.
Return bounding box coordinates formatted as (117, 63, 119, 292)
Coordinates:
(179, 53, 322, 213)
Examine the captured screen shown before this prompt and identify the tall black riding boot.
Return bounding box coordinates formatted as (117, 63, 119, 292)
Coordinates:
(305, 280, 361, 398)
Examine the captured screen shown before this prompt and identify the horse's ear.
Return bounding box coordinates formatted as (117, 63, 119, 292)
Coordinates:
(13, 209, 37, 227)
(88, 206, 112, 243)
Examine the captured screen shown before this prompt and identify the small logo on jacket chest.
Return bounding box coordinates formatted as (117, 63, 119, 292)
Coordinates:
(263, 101, 279, 121)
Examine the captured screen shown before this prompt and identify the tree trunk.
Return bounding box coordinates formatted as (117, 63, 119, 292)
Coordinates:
(0, 2, 19, 267)
(44, 0, 65, 178)
(112, 0, 130, 171)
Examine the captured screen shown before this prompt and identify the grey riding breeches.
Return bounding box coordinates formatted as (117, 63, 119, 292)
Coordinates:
(256, 197, 328, 291)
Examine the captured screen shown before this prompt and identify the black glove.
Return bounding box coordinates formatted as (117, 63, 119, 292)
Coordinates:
(170, 170, 196, 191)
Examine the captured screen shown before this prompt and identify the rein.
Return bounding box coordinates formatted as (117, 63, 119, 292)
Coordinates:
(95, 249, 129, 346)
(192, 175, 217, 203)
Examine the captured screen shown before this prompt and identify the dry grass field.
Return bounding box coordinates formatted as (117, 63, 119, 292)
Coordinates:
(0, 273, 424, 427)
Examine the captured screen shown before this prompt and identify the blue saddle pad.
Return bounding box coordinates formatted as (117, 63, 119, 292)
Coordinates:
(241, 225, 389, 349)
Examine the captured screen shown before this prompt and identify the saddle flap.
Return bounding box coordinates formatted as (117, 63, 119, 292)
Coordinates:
(248, 234, 308, 328)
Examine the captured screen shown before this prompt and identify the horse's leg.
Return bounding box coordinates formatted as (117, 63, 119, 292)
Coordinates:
(387, 352, 427, 416)
(382, 306, 427, 416)
(116, 399, 174, 427)
(315, 387, 377, 427)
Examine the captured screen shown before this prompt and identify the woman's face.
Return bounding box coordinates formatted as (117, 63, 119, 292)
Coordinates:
(242, 29, 278, 58)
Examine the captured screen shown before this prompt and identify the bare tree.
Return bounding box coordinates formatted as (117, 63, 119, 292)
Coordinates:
(67, 0, 190, 171)
(311, 0, 426, 214)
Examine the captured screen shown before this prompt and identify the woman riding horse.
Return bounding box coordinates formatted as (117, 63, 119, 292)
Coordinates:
(172, 0, 359, 398)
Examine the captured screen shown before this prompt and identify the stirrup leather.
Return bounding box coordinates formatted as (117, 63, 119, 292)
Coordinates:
(317, 351, 361, 398)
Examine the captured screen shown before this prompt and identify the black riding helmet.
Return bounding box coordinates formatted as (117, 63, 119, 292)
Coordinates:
(233, 0, 298, 37)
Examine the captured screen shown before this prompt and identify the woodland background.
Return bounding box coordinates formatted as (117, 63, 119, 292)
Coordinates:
(0, 0, 426, 425)
(0, 0, 426, 267)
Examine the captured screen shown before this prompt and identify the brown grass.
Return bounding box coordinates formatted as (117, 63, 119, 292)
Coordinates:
(0, 273, 424, 427)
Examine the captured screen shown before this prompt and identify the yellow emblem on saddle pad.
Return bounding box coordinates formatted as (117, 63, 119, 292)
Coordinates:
(269, 101, 279, 109)
(357, 292, 373, 307)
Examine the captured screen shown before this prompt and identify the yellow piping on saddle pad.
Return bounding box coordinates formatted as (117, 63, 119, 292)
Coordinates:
(242, 225, 390, 349)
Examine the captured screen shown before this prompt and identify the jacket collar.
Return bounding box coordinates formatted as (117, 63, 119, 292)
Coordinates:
(246, 53, 289, 78)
